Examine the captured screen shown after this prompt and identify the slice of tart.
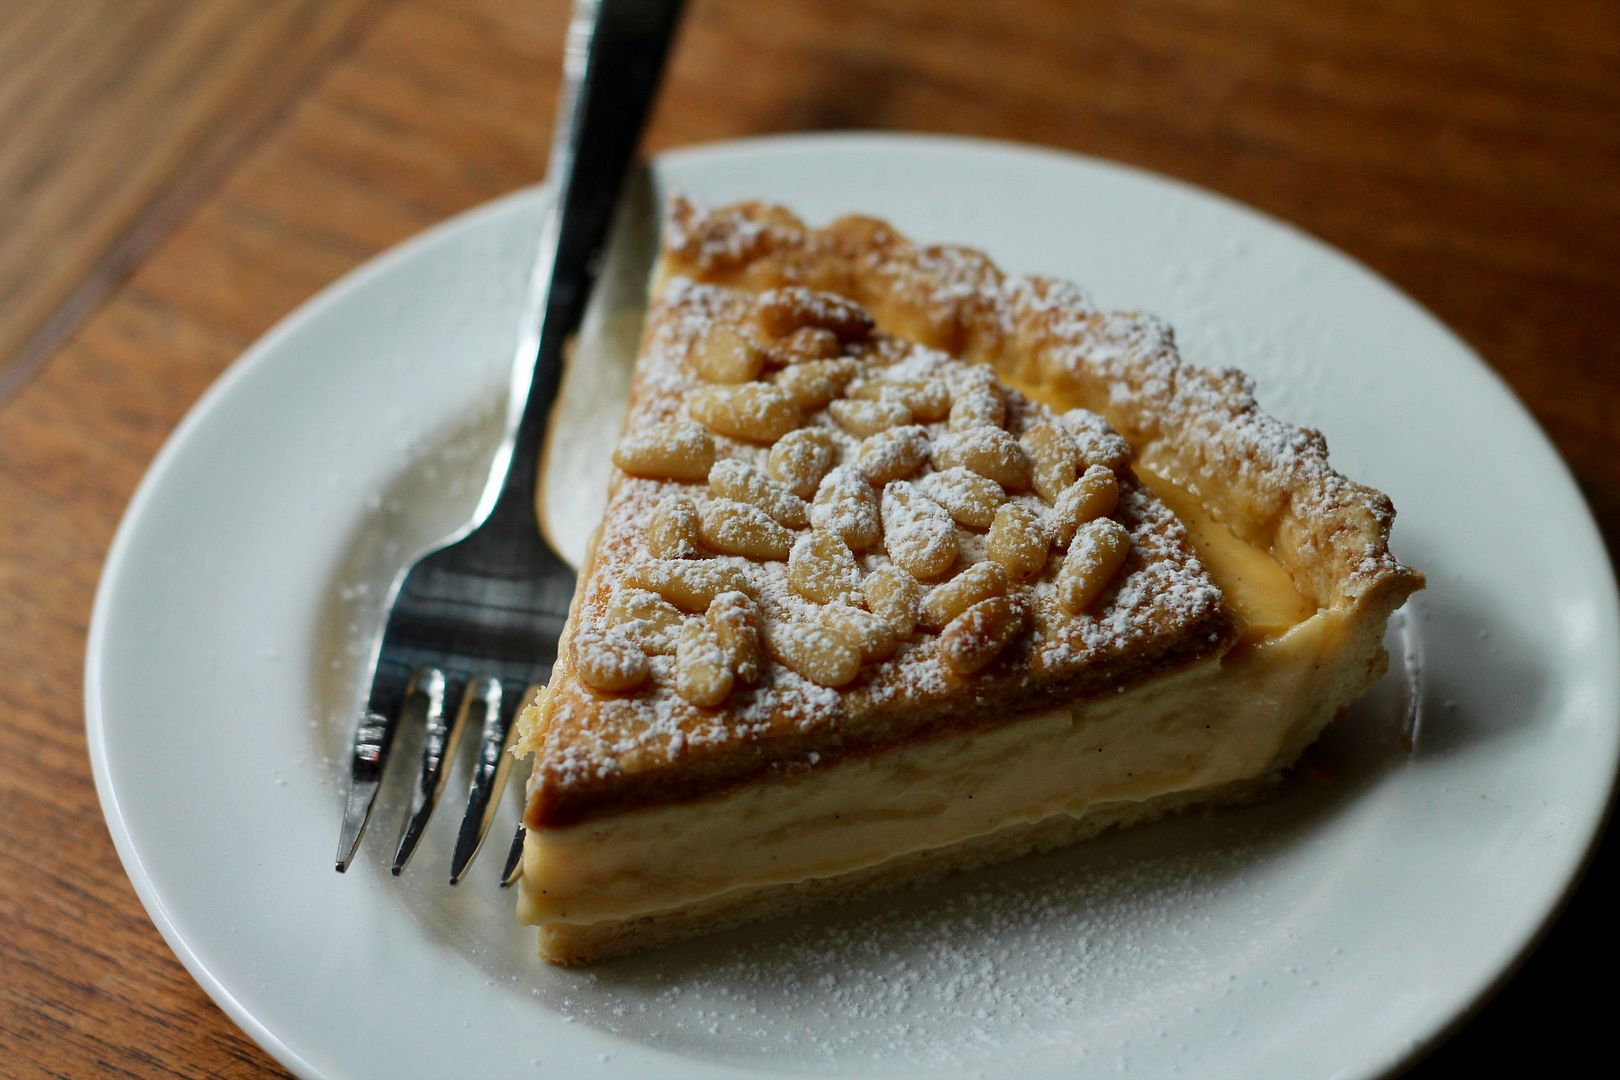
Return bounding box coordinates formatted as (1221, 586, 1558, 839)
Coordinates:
(512, 200, 1423, 966)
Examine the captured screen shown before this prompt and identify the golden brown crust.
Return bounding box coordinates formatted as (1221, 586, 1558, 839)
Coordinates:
(662, 198, 1425, 614)
(524, 278, 1230, 826)
(520, 199, 1422, 831)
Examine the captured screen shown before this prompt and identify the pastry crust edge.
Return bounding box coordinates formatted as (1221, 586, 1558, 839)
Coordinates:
(520, 198, 1423, 830)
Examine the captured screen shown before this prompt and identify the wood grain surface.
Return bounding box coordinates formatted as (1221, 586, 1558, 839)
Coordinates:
(1, 0, 1614, 1075)
(0, 0, 382, 401)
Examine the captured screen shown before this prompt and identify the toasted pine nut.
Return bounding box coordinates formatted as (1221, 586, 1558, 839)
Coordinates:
(688, 383, 802, 443)
(861, 564, 923, 638)
(829, 397, 911, 437)
(574, 625, 650, 692)
(940, 595, 1029, 675)
(767, 427, 838, 498)
(612, 420, 715, 481)
(987, 502, 1051, 582)
(696, 498, 793, 561)
(603, 587, 683, 655)
(624, 559, 749, 613)
(810, 465, 882, 550)
(689, 323, 765, 383)
(920, 561, 1009, 631)
(918, 466, 1006, 529)
(1022, 422, 1080, 502)
(880, 481, 959, 580)
(1048, 465, 1120, 547)
(765, 621, 862, 687)
(857, 424, 931, 484)
(1060, 408, 1133, 470)
(820, 603, 899, 663)
(773, 358, 858, 410)
(787, 527, 861, 604)
(647, 494, 701, 559)
(709, 458, 809, 528)
(751, 287, 873, 342)
(849, 378, 950, 422)
(707, 590, 763, 685)
(675, 620, 734, 707)
(948, 382, 1005, 430)
(1057, 518, 1131, 613)
(766, 326, 842, 366)
(933, 426, 1032, 490)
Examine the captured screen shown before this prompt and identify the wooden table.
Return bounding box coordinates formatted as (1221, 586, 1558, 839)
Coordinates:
(2, 1, 1614, 1074)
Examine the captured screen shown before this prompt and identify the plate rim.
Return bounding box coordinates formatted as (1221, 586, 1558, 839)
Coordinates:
(81, 182, 553, 1080)
(85, 130, 1620, 1080)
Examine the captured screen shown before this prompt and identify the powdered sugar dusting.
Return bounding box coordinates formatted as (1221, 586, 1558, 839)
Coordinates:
(529, 275, 1228, 816)
(525, 811, 1334, 1071)
(671, 198, 1416, 598)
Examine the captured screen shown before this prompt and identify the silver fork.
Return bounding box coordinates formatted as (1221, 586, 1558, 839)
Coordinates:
(333, 0, 686, 885)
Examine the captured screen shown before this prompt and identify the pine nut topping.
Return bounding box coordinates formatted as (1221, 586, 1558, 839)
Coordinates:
(592, 274, 1178, 708)
(624, 559, 749, 613)
(707, 590, 763, 685)
(918, 466, 1006, 528)
(987, 502, 1051, 582)
(1022, 422, 1080, 502)
(688, 383, 802, 443)
(751, 286, 873, 342)
(948, 382, 1005, 430)
(1048, 464, 1120, 547)
(774, 357, 858, 410)
(768, 427, 838, 498)
(675, 620, 734, 707)
(829, 397, 911, 436)
(1060, 408, 1134, 470)
(920, 560, 1010, 631)
(940, 595, 1029, 675)
(765, 620, 862, 687)
(612, 419, 715, 481)
(811, 465, 882, 550)
(689, 323, 765, 384)
(850, 378, 950, 422)
(766, 326, 842, 367)
(933, 426, 1033, 490)
(788, 528, 861, 604)
(1057, 517, 1131, 613)
(857, 424, 931, 485)
(603, 587, 683, 655)
(574, 626, 650, 692)
(696, 498, 793, 561)
(709, 458, 809, 528)
(820, 602, 899, 663)
(881, 481, 959, 580)
(647, 494, 701, 559)
(862, 564, 923, 638)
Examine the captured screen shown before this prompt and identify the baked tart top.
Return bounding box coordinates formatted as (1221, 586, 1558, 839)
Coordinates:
(519, 200, 1422, 826)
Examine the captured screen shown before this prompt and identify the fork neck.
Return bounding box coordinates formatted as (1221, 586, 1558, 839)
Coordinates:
(482, 291, 574, 534)
(479, 0, 685, 535)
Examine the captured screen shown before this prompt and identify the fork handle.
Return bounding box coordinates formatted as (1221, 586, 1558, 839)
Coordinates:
(481, 0, 686, 528)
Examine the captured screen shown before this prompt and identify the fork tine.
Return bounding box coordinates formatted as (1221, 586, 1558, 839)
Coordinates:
(334, 713, 388, 872)
(335, 671, 432, 872)
(388, 668, 457, 875)
(448, 677, 519, 884)
(498, 824, 526, 888)
(497, 688, 541, 886)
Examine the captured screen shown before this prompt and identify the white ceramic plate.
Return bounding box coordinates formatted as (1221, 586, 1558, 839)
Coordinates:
(87, 135, 1618, 1079)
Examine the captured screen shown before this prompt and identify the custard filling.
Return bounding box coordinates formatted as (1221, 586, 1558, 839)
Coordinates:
(519, 488, 1329, 929)
(518, 603, 1343, 926)
(521, 348, 1331, 930)
(1135, 467, 1316, 640)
